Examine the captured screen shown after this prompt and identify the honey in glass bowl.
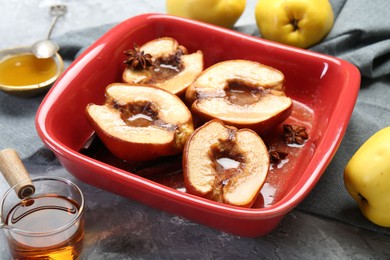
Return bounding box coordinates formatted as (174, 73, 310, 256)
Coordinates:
(0, 176, 85, 259)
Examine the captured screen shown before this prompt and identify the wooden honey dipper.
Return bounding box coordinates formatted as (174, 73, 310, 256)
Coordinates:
(0, 148, 35, 199)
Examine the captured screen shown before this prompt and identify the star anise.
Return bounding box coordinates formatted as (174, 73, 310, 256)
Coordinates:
(282, 124, 309, 145)
(269, 149, 288, 164)
(124, 43, 154, 70)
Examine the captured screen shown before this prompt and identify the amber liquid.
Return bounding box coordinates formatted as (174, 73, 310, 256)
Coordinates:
(0, 53, 57, 86)
(81, 100, 314, 208)
(5, 195, 84, 259)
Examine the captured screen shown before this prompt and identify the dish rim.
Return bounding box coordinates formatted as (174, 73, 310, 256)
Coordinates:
(35, 13, 361, 219)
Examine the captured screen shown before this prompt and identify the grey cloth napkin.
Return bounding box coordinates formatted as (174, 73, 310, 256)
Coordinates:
(297, 0, 390, 236)
(1, 0, 390, 235)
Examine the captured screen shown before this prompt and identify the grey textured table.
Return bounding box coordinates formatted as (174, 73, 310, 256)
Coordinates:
(1, 0, 390, 259)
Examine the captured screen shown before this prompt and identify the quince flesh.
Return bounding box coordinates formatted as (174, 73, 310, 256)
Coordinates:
(122, 37, 203, 97)
(185, 59, 292, 133)
(183, 119, 269, 207)
(86, 83, 194, 162)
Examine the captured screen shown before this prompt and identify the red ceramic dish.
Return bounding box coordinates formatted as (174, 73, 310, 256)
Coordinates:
(36, 14, 360, 237)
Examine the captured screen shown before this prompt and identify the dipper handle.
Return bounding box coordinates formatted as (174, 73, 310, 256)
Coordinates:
(0, 148, 35, 199)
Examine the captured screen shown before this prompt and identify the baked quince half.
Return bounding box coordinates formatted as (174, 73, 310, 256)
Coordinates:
(122, 37, 203, 97)
(183, 119, 270, 207)
(185, 60, 293, 133)
(86, 83, 194, 162)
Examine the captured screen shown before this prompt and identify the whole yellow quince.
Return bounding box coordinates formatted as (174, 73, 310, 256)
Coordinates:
(166, 0, 246, 28)
(344, 126, 390, 227)
(255, 0, 334, 48)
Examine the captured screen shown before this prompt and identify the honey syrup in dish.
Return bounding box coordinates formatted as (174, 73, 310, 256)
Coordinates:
(81, 100, 314, 208)
(0, 53, 57, 86)
(5, 195, 84, 259)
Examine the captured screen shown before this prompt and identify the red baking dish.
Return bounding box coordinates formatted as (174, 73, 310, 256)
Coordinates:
(36, 13, 360, 237)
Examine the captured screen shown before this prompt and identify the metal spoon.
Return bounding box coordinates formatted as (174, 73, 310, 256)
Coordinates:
(32, 4, 67, 59)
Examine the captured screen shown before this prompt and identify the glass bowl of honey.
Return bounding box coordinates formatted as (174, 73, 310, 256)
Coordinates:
(0, 46, 64, 97)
